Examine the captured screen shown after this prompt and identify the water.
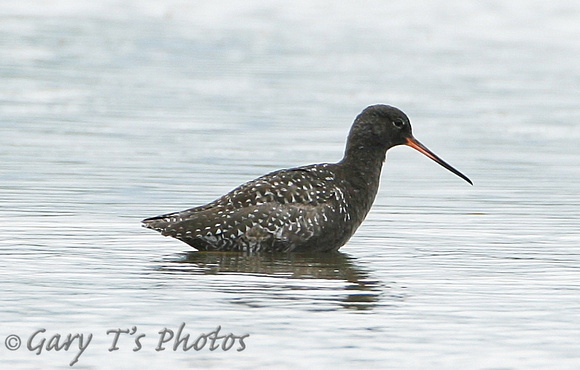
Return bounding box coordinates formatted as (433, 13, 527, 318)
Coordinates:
(1, 0, 580, 368)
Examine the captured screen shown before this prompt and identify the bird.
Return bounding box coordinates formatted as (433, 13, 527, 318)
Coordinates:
(142, 104, 472, 252)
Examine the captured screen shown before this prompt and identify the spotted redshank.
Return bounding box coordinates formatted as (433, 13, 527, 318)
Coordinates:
(143, 104, 472, 252)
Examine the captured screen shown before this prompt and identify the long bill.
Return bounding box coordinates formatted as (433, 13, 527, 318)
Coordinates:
(405, 137, 473, 185)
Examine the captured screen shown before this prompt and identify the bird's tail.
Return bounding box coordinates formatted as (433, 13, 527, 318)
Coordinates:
(141, 213, 177, 234)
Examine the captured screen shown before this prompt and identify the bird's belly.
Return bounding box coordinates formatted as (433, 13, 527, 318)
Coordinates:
(182, 205, 361, 253)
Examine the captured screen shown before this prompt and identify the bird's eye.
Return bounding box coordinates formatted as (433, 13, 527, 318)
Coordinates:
(393, 119, 404, 128)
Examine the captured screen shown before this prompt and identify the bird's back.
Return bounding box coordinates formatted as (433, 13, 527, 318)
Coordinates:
(142, 163, 360, 252)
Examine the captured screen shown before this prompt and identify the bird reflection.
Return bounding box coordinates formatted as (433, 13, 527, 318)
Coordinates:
(156, 251, 390, 310)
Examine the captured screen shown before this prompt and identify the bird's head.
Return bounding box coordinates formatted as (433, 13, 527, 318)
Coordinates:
(345, 104, 472, 185)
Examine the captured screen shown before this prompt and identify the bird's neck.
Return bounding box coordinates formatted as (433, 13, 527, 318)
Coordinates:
(341, 143, 386, 177)
(338, 145, 387, 208)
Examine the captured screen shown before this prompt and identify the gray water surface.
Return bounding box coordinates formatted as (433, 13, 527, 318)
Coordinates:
(1, 1, 580, 368)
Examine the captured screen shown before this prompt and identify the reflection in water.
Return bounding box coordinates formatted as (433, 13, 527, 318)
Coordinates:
(155, 251, 395, 310)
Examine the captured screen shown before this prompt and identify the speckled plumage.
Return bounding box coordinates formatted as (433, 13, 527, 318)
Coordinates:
(143, 104, 472, 252)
